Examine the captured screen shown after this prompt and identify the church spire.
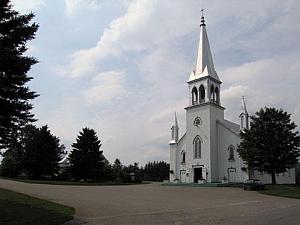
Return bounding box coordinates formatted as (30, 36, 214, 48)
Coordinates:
(171, 112, 179, 143)
(189, 12, 220, 82)
(239, 96, 249, 130)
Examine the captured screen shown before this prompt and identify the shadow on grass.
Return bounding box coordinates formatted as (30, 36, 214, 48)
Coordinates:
(259, 185, 300, 199)
(0, 188, 74, 225)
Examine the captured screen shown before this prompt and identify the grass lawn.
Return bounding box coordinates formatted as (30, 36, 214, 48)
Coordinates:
(0, 188, 74, 225)
(260, 185, 300, 199)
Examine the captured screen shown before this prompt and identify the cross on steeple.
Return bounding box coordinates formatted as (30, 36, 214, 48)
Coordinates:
(200, 8, 206, 26)
(201, 8, 205, 17)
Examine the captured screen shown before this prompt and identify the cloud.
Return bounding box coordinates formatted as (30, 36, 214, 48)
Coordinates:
(11, 0, 44, 13)
(84, 71, 126, 104)
(64, 0, 105, 16)
(60, 0, 199, 77)
(221, 52, 300, 125)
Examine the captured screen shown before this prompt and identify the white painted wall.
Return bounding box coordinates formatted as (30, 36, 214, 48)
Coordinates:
(185, 104, 211, 182)
(217, 121, 248, 183)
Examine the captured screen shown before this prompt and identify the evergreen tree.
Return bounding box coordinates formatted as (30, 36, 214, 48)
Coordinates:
(22, 125, 65, 179)
(0, 0, 39, 149)
(112, 158, 123, 180)
(237, 107, 300, 184)
(69, 128, 105, 181)
(0, 130, 23, 177)
(142, 161, 169, 181)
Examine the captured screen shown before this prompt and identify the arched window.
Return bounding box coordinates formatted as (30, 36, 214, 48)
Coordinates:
(193, 136, 202, 159)
(199, 85, 205, 103)
(228, 145, 235, 161)
(181, 150, 186, 164)
(192, 87, 198, 105)
(210, 84, 215, 102)
(215, 87, 219, 104)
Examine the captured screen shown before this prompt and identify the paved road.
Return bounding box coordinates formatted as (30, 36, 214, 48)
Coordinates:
(1, 179, 300, 225)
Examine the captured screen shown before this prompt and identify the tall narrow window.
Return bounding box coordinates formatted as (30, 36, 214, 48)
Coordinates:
(181, 151, 186, 164)
(228, 145, 235, 161)
(215, 87, 219, 104)
(199, 85, 205, 103)
(210, 84, 215, 102)
(192, 87, 198, 105)
(193, 136, 201, 158)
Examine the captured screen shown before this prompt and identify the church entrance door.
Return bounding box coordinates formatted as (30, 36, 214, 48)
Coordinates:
(194, 167, 203, 183)
(180, 170, 186, 183)
(228, 168, 236, 183)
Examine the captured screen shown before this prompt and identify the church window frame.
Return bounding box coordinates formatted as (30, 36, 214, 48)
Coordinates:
(181, 150, 186, 164)
(228, 145, 235, 161)
(199, 85, 205, 103)
(215, 86, 219, 104)
(194, 117, 202, 127)
(192, 87, 198, 105)
(210, 84, 215, 102)
(193, 136, 202, 159)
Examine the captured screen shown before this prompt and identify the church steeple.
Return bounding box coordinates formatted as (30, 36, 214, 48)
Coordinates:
(189, 12, 220, 82)
(187, 12, 222, 107)
(239, 96, 249, 130)
(171, 112, 179, 143)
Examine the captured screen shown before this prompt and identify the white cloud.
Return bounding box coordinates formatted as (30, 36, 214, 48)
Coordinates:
(84, 71, 126, 104)
(60, 0, 199, 77)
(64, 0, 104, 16)
(221, 52, 300, 125)
(11, 0, 44, 13)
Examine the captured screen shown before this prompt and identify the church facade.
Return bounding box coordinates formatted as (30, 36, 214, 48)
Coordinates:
(168, 15, 295, 184)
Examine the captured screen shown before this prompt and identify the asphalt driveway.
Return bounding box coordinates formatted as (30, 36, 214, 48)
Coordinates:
(1, 179, 300, 225)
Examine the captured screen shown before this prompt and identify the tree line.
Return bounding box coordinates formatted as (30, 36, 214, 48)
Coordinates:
(0, 124, 170, 182)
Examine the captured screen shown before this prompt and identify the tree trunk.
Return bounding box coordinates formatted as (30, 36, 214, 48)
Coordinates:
(271, 172, 276, 184)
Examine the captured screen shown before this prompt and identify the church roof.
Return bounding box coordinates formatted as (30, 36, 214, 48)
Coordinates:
(188, 15, 220, 83)
(217, 119, 240, 136)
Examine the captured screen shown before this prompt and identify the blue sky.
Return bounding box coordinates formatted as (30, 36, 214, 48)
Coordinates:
(11, 0, 300, 165)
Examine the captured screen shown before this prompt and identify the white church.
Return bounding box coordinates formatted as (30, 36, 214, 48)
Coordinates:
(168, 15, 295, 184)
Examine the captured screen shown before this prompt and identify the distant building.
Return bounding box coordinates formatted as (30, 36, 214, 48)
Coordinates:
(168, 15, 295, 184)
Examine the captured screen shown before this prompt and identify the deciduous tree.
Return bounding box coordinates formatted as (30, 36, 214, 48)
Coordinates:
(237, 107, 300, 184)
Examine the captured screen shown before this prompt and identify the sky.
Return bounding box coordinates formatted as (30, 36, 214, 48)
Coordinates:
(10, 0, 300, 165)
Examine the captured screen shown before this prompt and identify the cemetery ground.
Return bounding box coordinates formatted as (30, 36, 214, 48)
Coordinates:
(1, 178, 300, 225)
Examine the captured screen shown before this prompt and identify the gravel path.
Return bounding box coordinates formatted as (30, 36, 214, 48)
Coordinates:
(1, 178, 300, 225)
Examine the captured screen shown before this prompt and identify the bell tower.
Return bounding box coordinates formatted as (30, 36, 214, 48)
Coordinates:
(185, 12, 225, 183)
(188, 14, 222, 107)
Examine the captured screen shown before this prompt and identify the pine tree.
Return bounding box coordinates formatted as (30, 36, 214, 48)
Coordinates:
(21, 125, 65, 179)
(69, 128, 105, 181)
(0, 0, 39, 149)
(237, 107, 300, 184)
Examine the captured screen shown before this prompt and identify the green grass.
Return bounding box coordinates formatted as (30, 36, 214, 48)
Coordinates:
(260, 185, 300, 199)
(0, 188, 74, 225)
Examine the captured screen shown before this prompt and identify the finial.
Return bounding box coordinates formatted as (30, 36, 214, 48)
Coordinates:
(200, 8, 206, 26)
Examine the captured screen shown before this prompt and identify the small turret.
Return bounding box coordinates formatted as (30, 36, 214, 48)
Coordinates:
(171, 112, 179, 143)
(239, 96, 249, 130)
